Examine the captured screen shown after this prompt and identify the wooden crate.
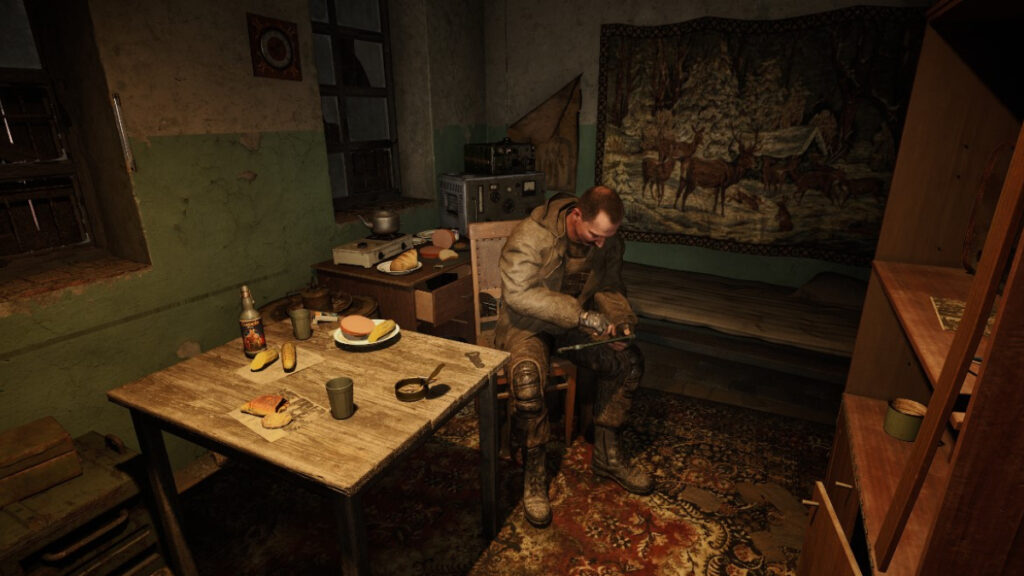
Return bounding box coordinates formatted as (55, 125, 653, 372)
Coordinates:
(0, 416, 82, 507)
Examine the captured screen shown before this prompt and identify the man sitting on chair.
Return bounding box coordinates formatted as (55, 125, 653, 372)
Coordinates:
(495, 185, 652, 527)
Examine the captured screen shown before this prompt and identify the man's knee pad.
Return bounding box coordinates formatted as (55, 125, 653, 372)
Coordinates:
(511, 360, 544, 415)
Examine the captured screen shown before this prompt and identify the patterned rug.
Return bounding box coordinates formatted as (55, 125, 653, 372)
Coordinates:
(181, 388, 833, 575)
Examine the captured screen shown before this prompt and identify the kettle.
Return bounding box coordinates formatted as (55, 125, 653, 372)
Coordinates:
(358, 209, 400, 235)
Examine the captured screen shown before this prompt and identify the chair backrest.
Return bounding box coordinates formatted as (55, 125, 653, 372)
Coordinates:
(469, 220, 522, 347)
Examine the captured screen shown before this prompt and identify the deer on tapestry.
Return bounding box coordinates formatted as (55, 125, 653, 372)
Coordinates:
(641, 126, 705, 207)
(675, 129, 760, 215)
(793, 165, 847, 205)
(761, 156, 801, 195)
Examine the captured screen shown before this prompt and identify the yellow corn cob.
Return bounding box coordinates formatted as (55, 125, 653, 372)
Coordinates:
(281, 342, 296, 372)
(249, 348, 279, 371)
(368, 319, 396, 343)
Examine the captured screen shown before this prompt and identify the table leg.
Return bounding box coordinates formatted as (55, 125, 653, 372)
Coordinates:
(130, 411, 198, 576)
(334, 492, 369, 575)
(478, 371, 499, 538)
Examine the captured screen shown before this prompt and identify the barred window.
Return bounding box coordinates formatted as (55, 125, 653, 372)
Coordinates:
(311, 0, 402, 211)
(0, 73, 91, 258)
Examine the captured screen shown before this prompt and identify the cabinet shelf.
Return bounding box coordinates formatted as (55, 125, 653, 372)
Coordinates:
(873, 260, 986, 395)
(843, 393, 952, 575)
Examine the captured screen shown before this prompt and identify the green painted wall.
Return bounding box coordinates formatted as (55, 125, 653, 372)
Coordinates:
(434, 124, 489, 177)
(1, 131, 339, 462)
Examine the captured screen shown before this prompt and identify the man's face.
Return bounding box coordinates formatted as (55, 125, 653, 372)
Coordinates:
(569, 209, 618, 248)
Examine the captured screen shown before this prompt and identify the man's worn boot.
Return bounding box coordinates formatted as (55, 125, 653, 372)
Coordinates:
(523, 446, 552, 527)
(592, 425, 654, 495)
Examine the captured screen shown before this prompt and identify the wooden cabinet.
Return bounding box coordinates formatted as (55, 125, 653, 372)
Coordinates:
(799, 1, 1024, 574)
(313, 253, 475, 341)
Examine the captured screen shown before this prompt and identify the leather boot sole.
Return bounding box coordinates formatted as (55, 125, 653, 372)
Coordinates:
(592, 463, 654, 495)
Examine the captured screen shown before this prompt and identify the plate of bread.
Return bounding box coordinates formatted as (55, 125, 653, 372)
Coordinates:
(378, 249, 421, 275)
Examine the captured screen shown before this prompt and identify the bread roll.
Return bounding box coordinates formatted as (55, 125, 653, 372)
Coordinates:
(439, 249, 458, 261)
(262, 411, 292, 429)
(391, 249, 419, 271)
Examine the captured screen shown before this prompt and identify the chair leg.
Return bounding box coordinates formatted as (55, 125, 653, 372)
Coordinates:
(499, 399, 513, 460)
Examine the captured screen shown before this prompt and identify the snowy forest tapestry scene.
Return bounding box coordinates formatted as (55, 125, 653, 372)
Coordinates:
(595, 7, 924, 263)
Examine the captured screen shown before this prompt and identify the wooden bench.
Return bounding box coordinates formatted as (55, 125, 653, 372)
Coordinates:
(621, 262, 867, 385)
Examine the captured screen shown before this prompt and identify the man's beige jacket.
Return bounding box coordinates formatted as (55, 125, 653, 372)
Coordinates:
(494, 193, 638, 350)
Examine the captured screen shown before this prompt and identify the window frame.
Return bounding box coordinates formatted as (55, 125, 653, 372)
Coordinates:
(0, 66, 92, 259)
(312, 0, 403, 212)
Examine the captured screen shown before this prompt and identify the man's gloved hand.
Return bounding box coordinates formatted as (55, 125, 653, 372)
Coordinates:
(579, 310, 612, 336)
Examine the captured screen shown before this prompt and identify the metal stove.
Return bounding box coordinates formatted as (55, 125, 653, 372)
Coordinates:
(332, 232, 416, 268)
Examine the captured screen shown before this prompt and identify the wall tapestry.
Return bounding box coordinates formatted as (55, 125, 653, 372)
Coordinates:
(595, 6, 923, 264)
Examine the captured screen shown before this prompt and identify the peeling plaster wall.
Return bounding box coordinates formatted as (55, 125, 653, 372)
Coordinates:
(0, 0, 370, 466)
(88, 0, 323, 136)
(482, 0, 929, 286)
(390, 0, 436, 199)
(427, 0, 488, 176)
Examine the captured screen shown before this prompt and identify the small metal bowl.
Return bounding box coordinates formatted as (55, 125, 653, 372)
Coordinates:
(394, 377, 428, 402)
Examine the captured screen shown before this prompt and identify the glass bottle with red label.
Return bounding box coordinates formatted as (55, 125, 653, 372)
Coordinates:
(239, 285, 267, 358)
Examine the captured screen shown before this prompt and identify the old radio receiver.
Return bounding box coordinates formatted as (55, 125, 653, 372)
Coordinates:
(464, 138, 535, 175)
(438, 172, 546, 237)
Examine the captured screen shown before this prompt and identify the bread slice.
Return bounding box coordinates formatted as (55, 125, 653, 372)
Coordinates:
(241, 394, 288, 416)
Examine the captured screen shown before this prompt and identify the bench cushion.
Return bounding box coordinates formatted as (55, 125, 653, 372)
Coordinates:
(621, 263, 864, 357)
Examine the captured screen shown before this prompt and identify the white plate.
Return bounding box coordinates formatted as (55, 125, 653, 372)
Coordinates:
(415, 229, 439, 240)
(333, 320, 400, 347)
(376, 260, 423, 275)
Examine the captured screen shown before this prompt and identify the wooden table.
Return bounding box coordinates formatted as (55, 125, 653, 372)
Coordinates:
(107, 319, 508, 576)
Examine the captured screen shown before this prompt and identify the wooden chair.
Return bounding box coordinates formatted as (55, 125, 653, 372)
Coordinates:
(469, 220, 577, 453)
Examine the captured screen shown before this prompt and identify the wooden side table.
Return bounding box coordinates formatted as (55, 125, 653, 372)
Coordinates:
(313, 252, 475, 341)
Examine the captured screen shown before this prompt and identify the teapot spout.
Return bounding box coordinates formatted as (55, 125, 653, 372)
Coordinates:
(357, 214, 373, 228)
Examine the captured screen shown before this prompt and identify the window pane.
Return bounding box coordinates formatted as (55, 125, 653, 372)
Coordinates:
(310, 0, 329, 23)
(345, 96, 389, 142)
(0, 0, 41, 69)
(312, 34, 336, 85)
(0, 176, 86, 256)
(321, 96, 342, 143)
(335, 0, 380, 32)
(0, 84, 64, 163)
(327, 153, 348, 199)
(349, 148, 392, 196)
(352, 39, 385, 88)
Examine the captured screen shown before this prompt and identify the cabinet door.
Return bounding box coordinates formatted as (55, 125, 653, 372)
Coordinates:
(824, 407, 859, 540)
(797, 481, 863, 576)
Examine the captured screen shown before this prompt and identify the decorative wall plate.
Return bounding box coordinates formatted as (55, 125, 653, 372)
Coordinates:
(247, 13, 302, 81)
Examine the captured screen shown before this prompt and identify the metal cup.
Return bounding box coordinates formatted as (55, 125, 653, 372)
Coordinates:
(325, 377, 354, 419)
(288, 307, 312, 340)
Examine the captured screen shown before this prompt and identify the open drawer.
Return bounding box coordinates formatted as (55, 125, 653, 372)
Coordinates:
(414, 266, 474, 325)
